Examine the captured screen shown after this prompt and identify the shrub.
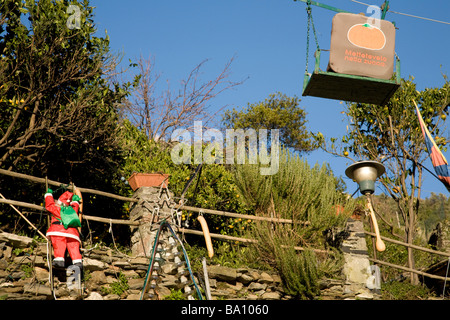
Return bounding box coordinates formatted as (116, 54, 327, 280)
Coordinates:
(234, 149, 355, 298)
(381, 280, 434, 300)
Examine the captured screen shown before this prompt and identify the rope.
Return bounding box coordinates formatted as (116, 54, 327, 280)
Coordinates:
(389, 9, 450, 26)
(107, 218, 128, 258)
(305, 1, 320, 74)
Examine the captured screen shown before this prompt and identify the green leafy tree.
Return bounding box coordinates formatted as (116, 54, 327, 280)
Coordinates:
(0, 0, 130, 175)
(222, 92, 318, 153)
(119, 120, 252, 238)
(316, 77, 450, 283)
(0, 0, 132, 239)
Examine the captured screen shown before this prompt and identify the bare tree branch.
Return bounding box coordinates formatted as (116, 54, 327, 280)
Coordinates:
(124, 55, 246, 142)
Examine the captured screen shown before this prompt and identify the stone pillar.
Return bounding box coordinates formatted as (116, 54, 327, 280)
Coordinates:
(129, 187, 176, 257)
(341, 218, 381, 298)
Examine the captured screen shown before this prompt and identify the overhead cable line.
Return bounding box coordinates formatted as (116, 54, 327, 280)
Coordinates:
(349, 0, 450, 25)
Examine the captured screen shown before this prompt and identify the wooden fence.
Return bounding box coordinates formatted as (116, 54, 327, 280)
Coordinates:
(364, 230, 450, 283)
(1, 168, 449, 283)
(0, 168, 312, 251)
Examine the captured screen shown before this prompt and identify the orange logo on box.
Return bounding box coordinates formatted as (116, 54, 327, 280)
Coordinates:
(347, 23, 386, 50)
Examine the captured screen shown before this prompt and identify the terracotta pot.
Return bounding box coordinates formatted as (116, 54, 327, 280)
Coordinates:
(127, 173, 170, 191)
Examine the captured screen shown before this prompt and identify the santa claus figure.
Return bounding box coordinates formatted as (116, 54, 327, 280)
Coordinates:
(45, 187, 83, 270)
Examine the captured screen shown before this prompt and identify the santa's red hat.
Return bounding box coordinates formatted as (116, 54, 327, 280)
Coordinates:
(57, 191, 74, 206)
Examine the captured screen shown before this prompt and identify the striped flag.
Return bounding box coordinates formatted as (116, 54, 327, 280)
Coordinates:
(414, 101, 450, 192)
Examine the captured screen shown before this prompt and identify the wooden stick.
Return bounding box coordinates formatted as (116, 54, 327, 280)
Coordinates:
(0, 168, 137, 203)
(178, 227, 328, 253)
(179, 227, 257, 244)
(369, 257, 450, 282)
(0, 193, 47, 240)
(81, 214, 139, 226)
(178, 205, 304, 225)
(202, 257, 212, 300)
(364, 231, 450, 258)
(0, 198, 139, 226)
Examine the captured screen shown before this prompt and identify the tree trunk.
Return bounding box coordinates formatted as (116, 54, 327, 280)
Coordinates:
(407, 204, 419, 285)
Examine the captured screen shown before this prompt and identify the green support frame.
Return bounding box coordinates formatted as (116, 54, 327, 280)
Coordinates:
(302, 49, 401, 105)
(294, 0, 350, 14)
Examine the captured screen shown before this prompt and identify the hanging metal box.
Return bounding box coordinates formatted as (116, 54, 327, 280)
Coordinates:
(303, 13, 401, 105)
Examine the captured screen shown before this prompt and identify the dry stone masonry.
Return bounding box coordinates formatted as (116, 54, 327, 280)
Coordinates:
(0, 186, 381, 300)
(0, 230, 287, 300)
(0, 217, 381, 300)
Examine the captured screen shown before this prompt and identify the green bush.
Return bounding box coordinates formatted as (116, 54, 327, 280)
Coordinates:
(234, 149, 354, 299)
(119, 120, 251, 238)
(103, 273, 129, 296)
(381, 280, 434, 300)
(163, 289, 186, 300)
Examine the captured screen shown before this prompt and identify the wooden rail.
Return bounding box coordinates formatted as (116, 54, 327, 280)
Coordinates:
(2, 168, 446, 279)
(0, 197, 326, 253)
(178, 227, 328, 253)
(0, 168, 137, 203)
(0, 168, 306, 225)
(0, 198, 139, 226)
(364, 230, 450, 284)
(178, 205, 301, 225)
(364, 231, 450, 258)
(369, 257, 450, 282)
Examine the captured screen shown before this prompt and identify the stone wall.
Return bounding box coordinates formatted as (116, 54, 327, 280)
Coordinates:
(0, 224, 380, 300)
(0, 231, 286, 300)
(0, 186, 380, 301)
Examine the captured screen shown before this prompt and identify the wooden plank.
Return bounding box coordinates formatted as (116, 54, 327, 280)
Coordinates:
(81, 214, 139, 226)
(179, 227, 257, 244)
(303, 71, 400, 105)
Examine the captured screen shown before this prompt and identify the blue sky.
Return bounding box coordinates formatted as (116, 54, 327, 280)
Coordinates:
(90, 0, 450, 198)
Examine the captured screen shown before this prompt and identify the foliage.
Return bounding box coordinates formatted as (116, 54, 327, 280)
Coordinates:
(103, 272, 129, 296)
(381, 280, 434, 300)
(163, 288, 186, 300)
(0, 0, 133, 240)
(365, 194, 447, 285)
(222, 92, 318, 153)
(185, 242, 259, 272)
(0, 0, 130, 173)
(315, 77, 450, 283)
(234, 148, 351, 241)
(276, 247, 320, 299)
(417, 193, 449, 237)
(119, 120, 252, 238)
(233, 149, 354, 298)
